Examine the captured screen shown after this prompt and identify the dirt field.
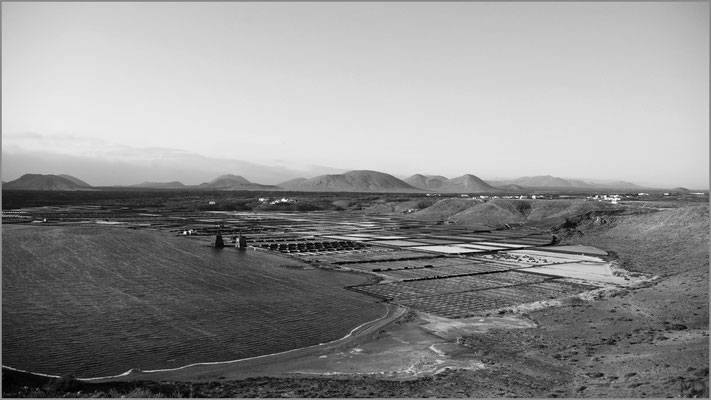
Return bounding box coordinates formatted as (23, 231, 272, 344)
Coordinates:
(2, 197, 708, 398)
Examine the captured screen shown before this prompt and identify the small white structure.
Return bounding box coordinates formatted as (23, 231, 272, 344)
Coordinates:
(588, 194, 621, 204)
(271, 197, 297, 205)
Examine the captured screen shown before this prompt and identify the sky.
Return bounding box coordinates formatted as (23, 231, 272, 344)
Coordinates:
(2, 2, 709, 188)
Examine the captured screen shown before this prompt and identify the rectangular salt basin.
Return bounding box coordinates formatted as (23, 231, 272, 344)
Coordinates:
(411, 238, 465, 245)
(523, 262, 629, 285)
(484, 232, 531, 238)
(421, 235, 478, 241)
(534, 245, 608, 256)
(411, 245, 484, 254)
(453, 244, 510, 251)
(346, 233, 382, 238)
(473, 241, 530, 248)
(367, 240, 431, 247)
(320, 235, 368, 241)
(459, 235, 495, 240)
(506, 249, 602, 262)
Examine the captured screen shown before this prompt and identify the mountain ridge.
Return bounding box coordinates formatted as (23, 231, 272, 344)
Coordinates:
(2, 171, 680, 192)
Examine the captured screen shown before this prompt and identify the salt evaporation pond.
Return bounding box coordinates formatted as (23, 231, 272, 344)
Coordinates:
(2, 225, 386, 378)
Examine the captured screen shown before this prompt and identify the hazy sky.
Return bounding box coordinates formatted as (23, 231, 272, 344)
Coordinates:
(2, 2, 709, 188)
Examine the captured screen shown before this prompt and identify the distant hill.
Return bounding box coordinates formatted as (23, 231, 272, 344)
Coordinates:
(198, 174, 279, 190)
(487, 175, 645, 191)
(442, 174, 499, 192)
(3, 174, 94, 191)
(404, 174, 448, 190)
(405, 173, 499, 193)
(131, 181, 187, 189)
(497, 183, 526, 191)
(511, 175, 573, 187)
(276, 177, 308, 190)
(290, 170, 421, 192)
(582, 179, 645, 190)
(206, 174, 252, 185)
(412, 197, 622, 228)
(58, 174, 92, 187)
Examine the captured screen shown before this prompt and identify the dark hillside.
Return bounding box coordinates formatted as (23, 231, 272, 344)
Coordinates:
(442, 174, 499, 193)
(556, 204, 710, 345)
(446, 199, 531, 226)
(132, 181, 187, 189)
(276, 177, 308, 190)
(404, 174, 447, 190)
(560, 205, 709, 278)
(408, 198, 485, 221)
(198, 174, 279, 190)
(512, 175, 573, 187)
(295, 170, 421, 192)
(405, 174, 499, 193)
(3, 174, 94, 191)
(411, 198, 624, 228)
(57, 174, 92, 187)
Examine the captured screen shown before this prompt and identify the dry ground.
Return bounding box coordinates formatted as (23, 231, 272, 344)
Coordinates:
(3, 199, 708, 398)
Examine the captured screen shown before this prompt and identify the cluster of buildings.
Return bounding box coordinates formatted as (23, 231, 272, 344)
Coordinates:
(587, 194, 622, 204)
(273, 198, 297, 205)
(257, 197, 299, 205)
(465, 194, 547, 200)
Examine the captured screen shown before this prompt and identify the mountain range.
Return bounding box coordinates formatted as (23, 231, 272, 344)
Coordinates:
(2, 171, 666, 192)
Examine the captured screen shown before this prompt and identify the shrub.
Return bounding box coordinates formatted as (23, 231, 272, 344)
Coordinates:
(45, 374, 81, 393)
(124, 387, 165, 398)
